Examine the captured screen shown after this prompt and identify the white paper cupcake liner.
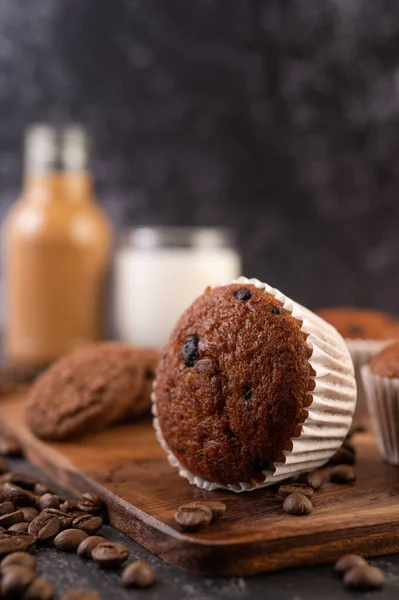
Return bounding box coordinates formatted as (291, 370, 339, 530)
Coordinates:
(153, 277, 357, 492)
(361, 364, 399, 465)
(346, 340, 391, 428)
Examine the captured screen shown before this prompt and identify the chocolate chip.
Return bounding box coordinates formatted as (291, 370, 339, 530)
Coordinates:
(335, 554, 368, 575)
(144, 369, 154, 380)
(271, 306, 281, 315)
(24, 577, 55, 600)
(174, 503, 212, 531)
(235, 287, 251, 301)
(91, 542, 129, 568)
(282, 493, 313, 516)
(122, 561, 156, 588)
(297, 471, 324, 491)
(243, 386, 252, 401)
(329, 465, 356, 484)
(181, 335, 200, 368)
(279, 483, 314, 499)
(343, 565, 385, 590)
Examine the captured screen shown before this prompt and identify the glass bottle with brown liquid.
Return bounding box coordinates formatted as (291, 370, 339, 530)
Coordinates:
(2, 124, 112, 367)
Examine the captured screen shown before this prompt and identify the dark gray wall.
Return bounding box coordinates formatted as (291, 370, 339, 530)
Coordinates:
(1, 0, 399, 311)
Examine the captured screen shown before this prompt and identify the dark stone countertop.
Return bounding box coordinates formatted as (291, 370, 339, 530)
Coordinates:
(3, 456, 399, 600)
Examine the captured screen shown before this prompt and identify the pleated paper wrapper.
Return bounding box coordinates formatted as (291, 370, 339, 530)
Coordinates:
(153, 277, 357, 493)
(362, 364, 399, 465)
(346, 339, 391, 428)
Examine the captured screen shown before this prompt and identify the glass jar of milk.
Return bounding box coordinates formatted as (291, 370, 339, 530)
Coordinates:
(114, 227, 241, 347)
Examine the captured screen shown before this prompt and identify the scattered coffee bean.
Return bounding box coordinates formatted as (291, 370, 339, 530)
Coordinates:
(175, 504, 213, 531)
(77, 536, 107, 558)
(60, 500, 79, 513)
(54, 529, 88, 552)
(8, 473, 38, 490)
(283, 493, 313, 516)
(297, 471, 324, 491)
(9, 521, 30, 534)
(0, 433, 22, 456)
(279, 483, 314, 499)
(344, 565, 385, 590)
(335, 554, 368, 575)
(122, 561, 155, 588)
(29, 513, 61, 542)
(0, 510, 24, 528)
(0, 457, 9, 474)
(42, 509, 73, 530)
(181, 335, 200, 367)
(0, 501, 15, 515)
(328, 445, 355, 466)
(0, 531, 35, 556)
(3, 483, 36, 507)
(1, 550, 37, 571)
(91, 542, 129, 568)
(77, 494, 104, 516)
(24, 576, 55, 600)
(1, 564, 35, 596)
(39, 494, 60, 511)
(34, 483, 50, 496)
(189, 501, 226, 521)
(60, 590, 101, 600)
(329, 465, 356, 484)
(235, 287, 252, 301)
(72, 514, 103, 535)
(21, 507, 40, 522)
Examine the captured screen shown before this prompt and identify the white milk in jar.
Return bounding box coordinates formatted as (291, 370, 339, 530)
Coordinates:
(114, 227, 241, 347)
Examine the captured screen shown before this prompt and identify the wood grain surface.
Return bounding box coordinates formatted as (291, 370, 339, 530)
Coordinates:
(1, 393, 399, 576)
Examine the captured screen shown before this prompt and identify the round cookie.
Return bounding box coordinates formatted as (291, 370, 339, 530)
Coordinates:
(316, 307, 399, 340)
(26, 342, 147, 440)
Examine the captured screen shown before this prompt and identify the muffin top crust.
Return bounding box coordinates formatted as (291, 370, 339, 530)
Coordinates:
(317, 307, 399, 340)
(155, 283, 315, 485)
(370, 341, 399, 378)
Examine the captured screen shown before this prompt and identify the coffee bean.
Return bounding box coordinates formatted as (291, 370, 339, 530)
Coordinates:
(60, 500, 79, 513)
(72, 514, 103, 535)
(21, 507, 39, 522)
(9, 521, 30, 534)
(329, 465, 356, 484)
(34, 483, 50, 496)
(1, 551, 37, 571)
(335, 554, 368, 575)
(344, 565, 385, 590)
(0, 501, 15, 515)
(0, 510, 24, 528)
(3, 483, 36, 507)
(8, 473, 38, 490)
(77, 535, 107, 558)
(175, 504, 213, 531)
(187, 501, 226, 521)
(283, 493, 313, 516)
(29, 513, 61, 542)
(0, 531, 35, 556)
(39, 494, 60, 511)
(91, 542, 129, 568)
(24, 577, 55, 600)
(0, 433, 22, 456)
(1, 564, 35, 596)
(297, 471, 324, 491)
(60, 589, 101, 600)
(77, 494, 104, 516)
(181, 335, 200, 367)
(279, 483, 314, 499)
(54, 529, 88, 552)
(235, 287, 251, 301)
(328, 445, 355, 466)
(122, 561, 156, 588)
(0, 457, 9, 474)
(42, 509, 73, 529)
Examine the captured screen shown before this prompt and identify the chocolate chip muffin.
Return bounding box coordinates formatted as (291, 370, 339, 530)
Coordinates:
(154, 278, 356, 491)
(317, 307, 399, 340)
(26, 342, 161, 440)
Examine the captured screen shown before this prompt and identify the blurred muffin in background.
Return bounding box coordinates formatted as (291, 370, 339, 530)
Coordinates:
(317, 307, 399, 427)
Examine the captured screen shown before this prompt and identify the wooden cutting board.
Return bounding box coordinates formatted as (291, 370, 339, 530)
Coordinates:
(1, 393, 399, 576)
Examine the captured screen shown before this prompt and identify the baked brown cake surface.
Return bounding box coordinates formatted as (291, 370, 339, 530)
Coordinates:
(370, 341, 399, 378)
(26, 342, 160, 440)
(155, 283, 315, 485)
(317, 307, 399, 340)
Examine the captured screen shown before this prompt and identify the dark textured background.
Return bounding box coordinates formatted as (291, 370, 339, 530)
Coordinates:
(1, 0, 399, 311)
